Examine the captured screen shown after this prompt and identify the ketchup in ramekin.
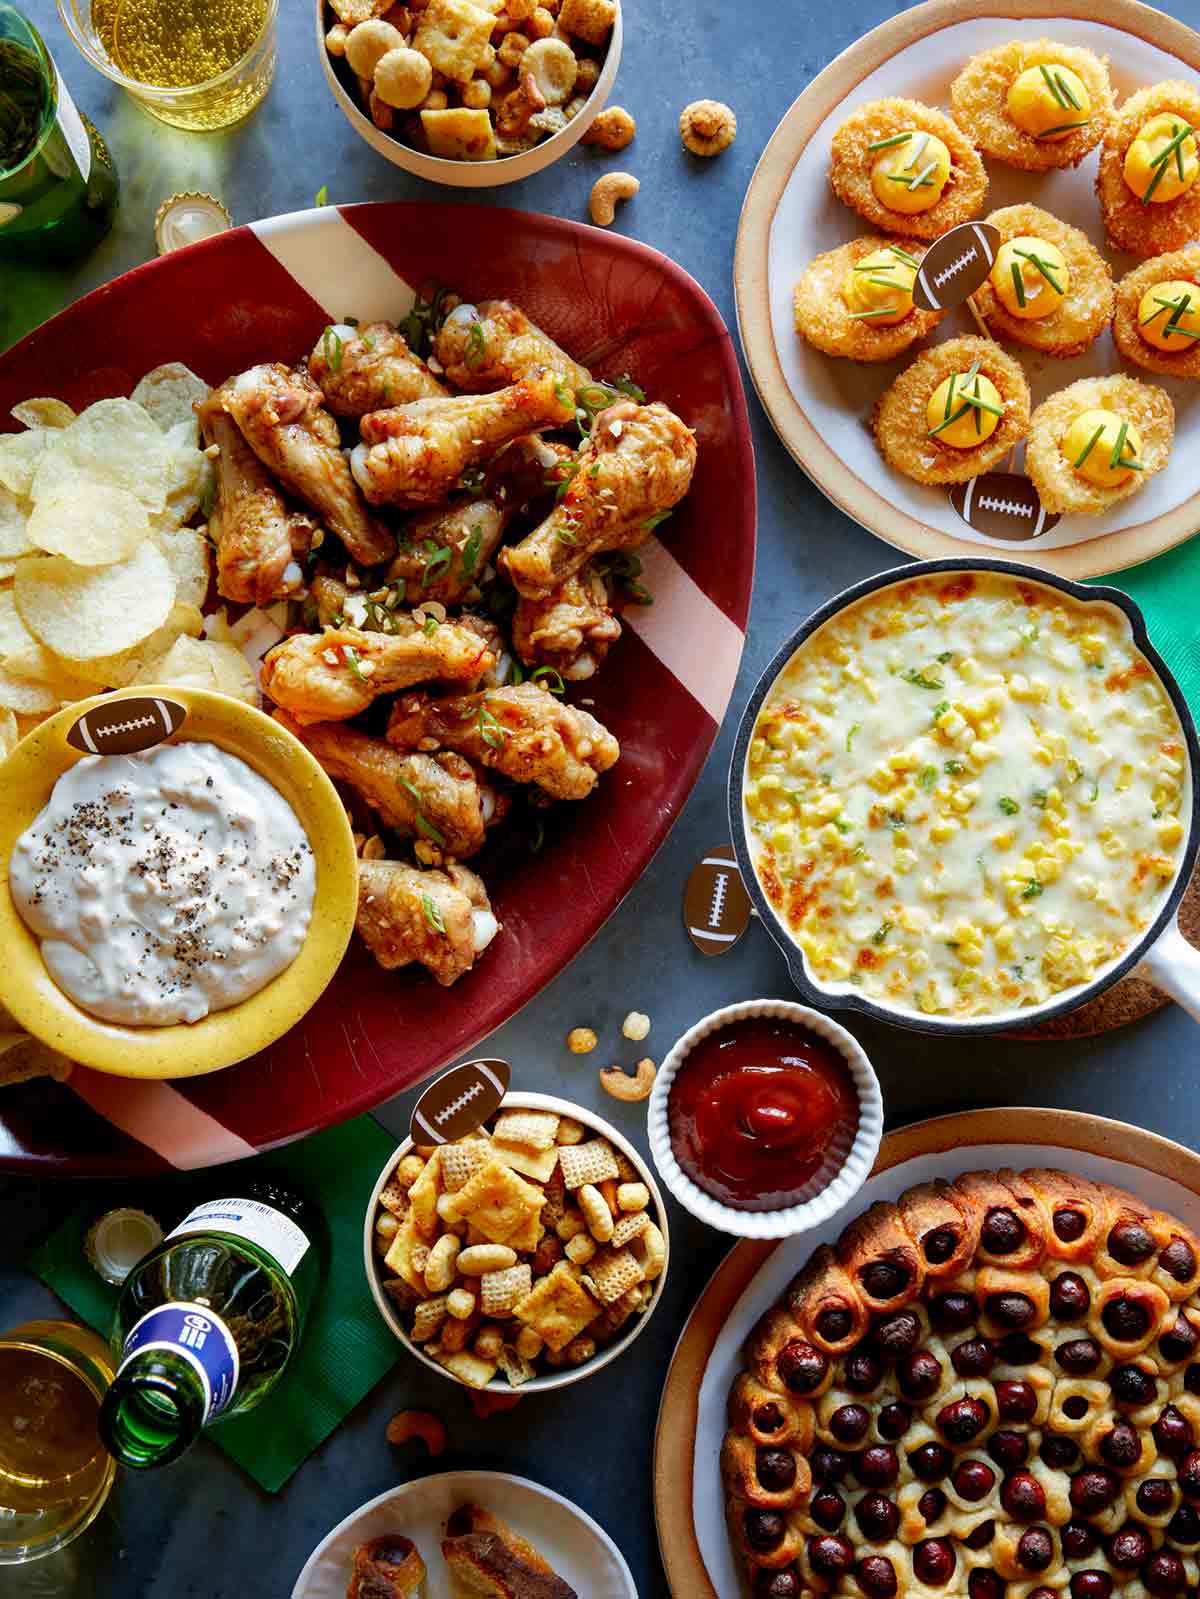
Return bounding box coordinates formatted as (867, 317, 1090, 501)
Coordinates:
(667, 1016, 859, 1212)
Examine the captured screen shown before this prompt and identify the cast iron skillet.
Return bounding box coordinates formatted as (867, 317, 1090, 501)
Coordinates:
(729, 558, 1200, 1037)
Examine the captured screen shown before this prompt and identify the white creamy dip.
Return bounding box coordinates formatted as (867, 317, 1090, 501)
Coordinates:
(10, 741, 315, 1026)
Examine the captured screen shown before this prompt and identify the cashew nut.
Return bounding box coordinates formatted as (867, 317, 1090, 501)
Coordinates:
(496, 71, 547, 140)
(386, 1409, 447, 1455)
(589, 171, 639, 227)
(471, 1389, 524, 1419)
(581, 106, 635, 151)
(599, 1056, 656, 1100)
(325, 22, 349, 56)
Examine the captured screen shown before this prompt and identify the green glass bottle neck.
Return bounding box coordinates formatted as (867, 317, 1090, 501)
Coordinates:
(99, 1352, 207, 1470)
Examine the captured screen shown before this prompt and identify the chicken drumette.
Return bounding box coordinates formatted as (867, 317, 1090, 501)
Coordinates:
(511, 566, 622, 682)
(349, 368, 576, 508)
(432, 300, 594, 394)
(386, 682, 619, 801)
(500, 400, 696, 598)
(386, 497, 512, 607)
(357, 858, 498, 985)
(198, 385, 319, 605)
(308, 322, 447, 416)
(273, 710, 504, 858)
(262, 621, 495, 724)
(224, 363, 395, 567)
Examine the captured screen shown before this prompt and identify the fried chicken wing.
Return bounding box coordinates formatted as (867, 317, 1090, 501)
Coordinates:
(273, 710, 504, 857)
(224, 362, 395, 567)
(432, 299, 594, 393)
(486, 431, 575, 509)
(499, 400, 696, 598)
(511, 565, 622, 681)
(308, 321, 447, 416)
(262, 622, 495, 724)
(386, 682, 619, 801)
(387, 497, 511, 606)
(357, 858, 498, 985)
(198, 385, 318, 605)
(349, 368, 576, 509)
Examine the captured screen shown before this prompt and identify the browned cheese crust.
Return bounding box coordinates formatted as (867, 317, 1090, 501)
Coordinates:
(1096, 82, 1200, 258)
(971, 204, 1114, 359)
(792, 236, 946, 362)
(1113, 248, 1200, 380)
(722, 1166, 1200, 1595)
(872, 335, 1031, 486)
(829, 98, 988, 240)
(948, 39, 1113, 171)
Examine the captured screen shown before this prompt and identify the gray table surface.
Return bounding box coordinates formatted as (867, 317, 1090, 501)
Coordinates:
(5, 1, 1200, 1594)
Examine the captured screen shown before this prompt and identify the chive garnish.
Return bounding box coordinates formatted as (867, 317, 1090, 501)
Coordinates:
(868, 131, 913, 151)
(907, 159, 937, 191)
(421, 892, 446, 934)
(944, 372, 956, 421)
(1054, 70, 1081, 110)
(1073, 422, 1105, 469)
(1040, 63, 1067, 108)
(1108, 419, 1129, 471)
(959, 389, 1003, 417)
(905, 131, 931, 169)
(846, 722, 861, 752)
(398, 778, 447, 845)
(1012, 246, 1063, 294)
(929, 402, 972, 437)
(848, 307, 902, 319)
(1165, 290, 1193, 337)
(1140, 296, 1178, 326)
(1143, 123, 1194, 204)
(1011, 261, 1027, 308)
(888, 244, 920, 267)
(1035, 120, 1090, 138)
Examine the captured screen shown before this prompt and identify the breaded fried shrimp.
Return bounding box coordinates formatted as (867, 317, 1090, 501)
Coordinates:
(792, 235, 945, 361)
(949, 39, 1112, 170)
(1026, 375, 1174, 515)
(872, 336, 1030, 486)
(1113, 249, 1200, 379)
(1097, 83, 1200, 257)
(972, 204, 1113, 358)
(829, 98, 987, 239)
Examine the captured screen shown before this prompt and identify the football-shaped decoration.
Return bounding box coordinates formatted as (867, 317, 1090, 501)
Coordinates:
(912, 221, 1001, 312)
(949, 472, 1062, 542)
(409, 1058, 511, 1146)
(684, 844, 753, 957)
(66, 696, 187, 756)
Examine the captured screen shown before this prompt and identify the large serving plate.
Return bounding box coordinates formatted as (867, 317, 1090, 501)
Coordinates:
(734, 0, 1200, 578)
(0, 202, 755, 1173)
(653, 1107, 1200, 1596)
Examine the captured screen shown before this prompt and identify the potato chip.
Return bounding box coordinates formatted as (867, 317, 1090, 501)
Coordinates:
(0, 558, 17, 581)
(0, 1035, 73, 1087)
(131, 363, 210, 438)
(67, 600, 204, 688)
(0, 484, 29, 559)
(0, 707, 18, 757)
(153, 527, 210, 607)
(15, 541, 175, 660)
(31, 399, 170, 517)
(0, 591, 96, 698)
(0, 430, 49, 497)
(135, 635, 256, 705)
(206, 640, 257, 704)
(0, 662, 59, 713)
(11, 398, 76, 430)
(27, 485, 152, 566)
(154, 422, 212, 531)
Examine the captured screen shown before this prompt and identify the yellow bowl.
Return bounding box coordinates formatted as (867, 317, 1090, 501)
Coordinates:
(0, 686, 359, 1079)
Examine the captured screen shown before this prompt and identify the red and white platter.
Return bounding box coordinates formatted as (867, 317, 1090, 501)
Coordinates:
(0, 202, 756, 1174)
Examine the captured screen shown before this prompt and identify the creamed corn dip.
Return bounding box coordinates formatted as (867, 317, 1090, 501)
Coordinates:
(744, 572, 1188, 1019)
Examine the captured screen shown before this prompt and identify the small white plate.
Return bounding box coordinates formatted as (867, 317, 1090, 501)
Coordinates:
(291, 1469, 636, 1599)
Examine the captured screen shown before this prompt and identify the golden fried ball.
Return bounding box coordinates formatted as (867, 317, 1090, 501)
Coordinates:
(1026, 375, 1174, 515)
(872, 335, 1030, 485)
(972, 204, 1113, 359)
(1112, 249, 1200, 379)
(949, 39, 1112, 171)
(1097, 82, 1200, 257)
(829, 98, 987, 239)
(793, 236, 945, 361)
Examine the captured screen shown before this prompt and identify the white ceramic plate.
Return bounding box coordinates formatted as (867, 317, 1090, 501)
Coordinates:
(291, 1469, 636, 1598)
(735, 0, 1200, 577)
(689, 1136, 1200, 1596)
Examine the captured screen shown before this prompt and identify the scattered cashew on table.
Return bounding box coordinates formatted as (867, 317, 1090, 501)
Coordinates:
(386, 1409, 447, 1456)
(589, 171, 639, 226)
(599, 1057, 657, 1100)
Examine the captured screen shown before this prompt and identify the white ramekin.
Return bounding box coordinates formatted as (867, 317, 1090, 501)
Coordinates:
(646, 999, 884, 1240)
(364, 1090, 669, 1393)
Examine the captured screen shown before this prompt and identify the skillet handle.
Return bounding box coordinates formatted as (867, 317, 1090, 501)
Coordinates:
(1138, 916, 1200, 1024)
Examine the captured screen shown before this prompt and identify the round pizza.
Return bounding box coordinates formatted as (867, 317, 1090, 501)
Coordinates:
(722, 1168, 1200, 1597)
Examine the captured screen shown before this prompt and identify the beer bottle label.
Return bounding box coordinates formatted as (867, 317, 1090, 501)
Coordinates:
(167, 1197, 310, 1275)
(120, 1302, 240, 1423)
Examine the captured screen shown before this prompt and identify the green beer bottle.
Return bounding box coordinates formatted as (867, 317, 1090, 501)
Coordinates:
(98, 1179, 320, 1469)
(0, 4, 118, 259)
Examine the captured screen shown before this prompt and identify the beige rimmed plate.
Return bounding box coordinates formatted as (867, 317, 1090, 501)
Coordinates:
(653, 1106, 1200, 1597)
(734, 0, 1200, 578)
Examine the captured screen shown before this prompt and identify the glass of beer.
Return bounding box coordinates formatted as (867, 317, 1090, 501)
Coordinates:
(0, 1320, 116, 1565)
(56, 0, 278, 131)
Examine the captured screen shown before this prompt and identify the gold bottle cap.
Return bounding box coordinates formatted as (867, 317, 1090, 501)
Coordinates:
(85, 1208, 164, 1286)
(154, 191, 232, 255)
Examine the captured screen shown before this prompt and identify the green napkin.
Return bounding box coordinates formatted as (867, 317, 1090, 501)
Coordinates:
(1089, 540, 1200, 712)
(28, 1115, 401, 1492)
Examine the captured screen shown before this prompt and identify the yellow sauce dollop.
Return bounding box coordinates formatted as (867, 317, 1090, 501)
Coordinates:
(870, 131, 952, 215)
(1006, 63, 1091, 142)
(1062, 408, 1144, 487)
(990, 236, 1070, 320)
(926, 371, 1003, 448)
(841, 246, 918, 325)
(1123, 113, 1199, 203)
(1137, 278, 1200, 352)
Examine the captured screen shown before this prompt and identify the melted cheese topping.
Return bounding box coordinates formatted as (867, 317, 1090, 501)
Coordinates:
(841, 248, 918, 326)
(1138, 279, 1200, 352)
(870, 131, 951, 214)
(744, 573, 1187, 1020)
(1123, 113, 1199, 203)
(991, 236, 1070, 320)
(926, 372, 1003, 448)
(1062, 408, 1144, 488)
(1006, 63, 1092, 142)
